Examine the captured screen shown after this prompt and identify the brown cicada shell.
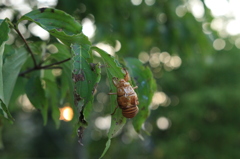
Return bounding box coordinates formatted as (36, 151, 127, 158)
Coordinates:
(109, 69, 139, 118)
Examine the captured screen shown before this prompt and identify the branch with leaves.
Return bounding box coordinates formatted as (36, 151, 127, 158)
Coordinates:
(0, 8, 156, 158)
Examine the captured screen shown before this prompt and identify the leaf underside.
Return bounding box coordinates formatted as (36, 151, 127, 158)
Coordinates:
(92, 47, 127, 158)
(125, 58, 157, 133)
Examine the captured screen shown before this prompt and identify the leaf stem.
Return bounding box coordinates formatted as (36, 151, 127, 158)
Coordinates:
(14, 26, 38, 67)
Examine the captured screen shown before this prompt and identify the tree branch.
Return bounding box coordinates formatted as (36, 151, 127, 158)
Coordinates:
(40, 58, 71, 69)
(19, 58, 71, 77)
(14, 27, 38, 67)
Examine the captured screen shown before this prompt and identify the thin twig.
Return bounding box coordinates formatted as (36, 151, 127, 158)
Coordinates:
(14, 26, 38, 67)
(40, 58, 71, 69)
(14, 25, 72, 77)
(19, 68, 36, 77)
(19, 58, 71, 77)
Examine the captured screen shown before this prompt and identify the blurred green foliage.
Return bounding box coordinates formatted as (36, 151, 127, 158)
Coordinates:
(1, 0, 240, 159)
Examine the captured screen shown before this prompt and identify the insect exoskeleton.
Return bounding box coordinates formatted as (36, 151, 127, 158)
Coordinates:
(108, 69, 139, 118)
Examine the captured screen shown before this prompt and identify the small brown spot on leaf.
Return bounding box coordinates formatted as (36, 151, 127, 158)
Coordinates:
(57, 28, 63, 32)
(74, 88, 82, 106)
(92, 83, 98, 95)
(77, 111, 87, 146)
(39, 8, 47, 13)
(118, 119, 123, 124)
(90, 63, 97, 71)
(72, 69, 85, 82)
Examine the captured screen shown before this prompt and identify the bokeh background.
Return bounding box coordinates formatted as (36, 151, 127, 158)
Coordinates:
(1, 0, 240, 158)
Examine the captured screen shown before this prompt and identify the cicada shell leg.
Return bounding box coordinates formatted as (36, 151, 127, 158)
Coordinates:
(132, 86, 138, 89)
(111, 105, 119, 115)
(123, 68, 130, 82)
(108, 92, 119, 115)
(108, 92, 117, 95)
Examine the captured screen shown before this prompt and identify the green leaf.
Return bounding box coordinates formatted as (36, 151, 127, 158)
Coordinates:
(25, 76, 48, 125)
(99, 139, 111, 159)
(0, 18, 12, 120)
(17, 8, 90, 47)
(49, 43, 80, 125)
(0, 19, 9, 45)
(18, 8, 82, 35)
(125, 58, 157, 133)
(44, 76, 60, 128)
(92, 46, 126, 157)
(3, 47, 28, 106)
(0, 125, 3, 149)
(0, 99, 13, 121)
(49, 43, 72, 101)
(71, 44, 101, 121)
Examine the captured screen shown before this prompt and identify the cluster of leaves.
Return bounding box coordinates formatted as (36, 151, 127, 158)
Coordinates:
(0, 8, 156, 157)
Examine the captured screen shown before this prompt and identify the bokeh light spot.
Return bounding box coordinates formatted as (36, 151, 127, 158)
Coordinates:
(235, 38, 240, 49)
(149, 52, 161, 68)
(96, 92, 108, 104)
(150, 92, 169, 109)
(159, 52, 171, 64)
(205, 0, 229, 17)
(47, 44, 58, 54)
(52, 69, 62, 77)
(28, 23, 50, 40)
(115, 40, 122, 52)
(95, 43, 115, 56)
(82, 17, 96, 39)
(0, 8, 14, 20)
(95, 116, 111, 130)
(138, 52, 150, 63)
(145, 0, 155, 6)
(156, 117, 171, 130)
(211, 18, 224, 32)
(176, 5, 187, 17)
(188, 0, 205, 19)
(226, 20, 240, 35)
(169, 55, 182, 68)
(131, 0, 142, 6)
(59, 106, 74, 122)
(213, 38, 226, 50)
(157, 13, 167, 24)
(18, 94, 35, 112)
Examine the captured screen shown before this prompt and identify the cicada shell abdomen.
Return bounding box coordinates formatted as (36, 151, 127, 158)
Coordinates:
(117, 87, 139, 118)
(122, 105, 139, 118)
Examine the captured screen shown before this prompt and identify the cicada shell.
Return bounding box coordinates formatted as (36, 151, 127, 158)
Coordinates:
(109, 69, 139, 118)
